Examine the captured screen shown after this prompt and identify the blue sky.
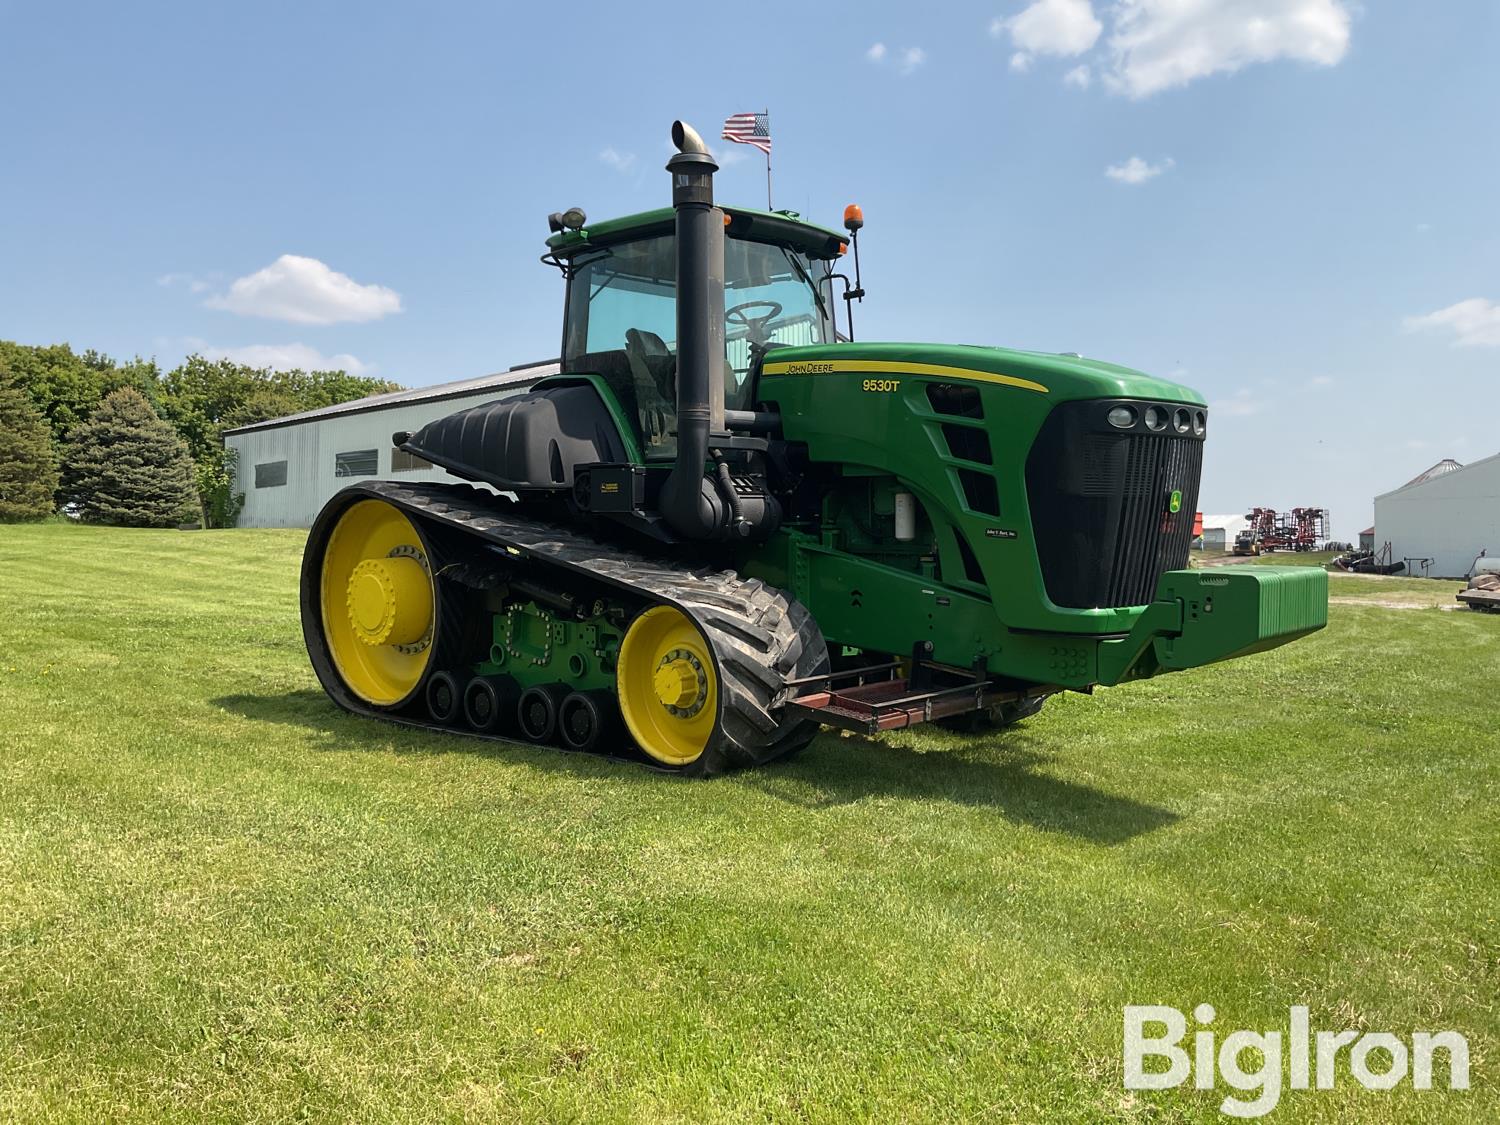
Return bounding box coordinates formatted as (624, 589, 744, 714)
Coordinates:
(2, 1, 1496, 535)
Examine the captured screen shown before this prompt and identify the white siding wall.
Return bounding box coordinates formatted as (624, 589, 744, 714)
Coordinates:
(1201, 515, 1248, 550)
(1374, 454, 1500, 578)
(227, 387, 534, 528)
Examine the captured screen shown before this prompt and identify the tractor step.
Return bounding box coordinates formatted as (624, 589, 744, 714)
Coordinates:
(782, 660, 1043, 735)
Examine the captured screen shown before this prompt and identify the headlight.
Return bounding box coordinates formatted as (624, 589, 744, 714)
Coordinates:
(1173, 408, 1191, 434)
(1144, 406, 1167, 431)
(1107, 405, 1137, 429)
(1193, 410, 1206, 436)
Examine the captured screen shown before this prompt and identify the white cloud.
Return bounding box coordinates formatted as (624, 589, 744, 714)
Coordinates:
(1105, 155, 1174, 184)
(157, 271, 213, 294)
(1404, 298, 1500, 348)
(1106, 0, 1352, 99)
(1308, 374, 1335, 388)
(997, 0, 1103, 57)
(867, 42, 926, 75)
(1011, 51, 1033, 72)
(599, 146, 637, 173)
(205, 255, 401, 326)
(1063, 64, 1092, 87)
(185, 339, 372, 375)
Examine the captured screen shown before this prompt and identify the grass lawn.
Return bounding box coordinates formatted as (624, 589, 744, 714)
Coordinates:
(1195, 550, 1338, 569)
(1246, 550, 1341, 568)
(2, 523, 1495, 1122)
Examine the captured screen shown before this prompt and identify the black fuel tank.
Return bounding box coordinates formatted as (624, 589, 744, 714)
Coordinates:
(398, 383, 629, 492)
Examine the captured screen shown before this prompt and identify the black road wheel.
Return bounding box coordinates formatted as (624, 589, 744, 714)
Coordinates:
(517, 685, 565, 743)
(426, 671, 462, 724)
(558, 691, 615, 753)
(463, 675, 518, 733)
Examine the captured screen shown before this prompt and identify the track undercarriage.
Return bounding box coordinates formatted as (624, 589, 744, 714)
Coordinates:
(303, 481, 841, 774)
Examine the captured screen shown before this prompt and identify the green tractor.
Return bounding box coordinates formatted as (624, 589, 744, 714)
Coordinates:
(300, 120, 1327, 774)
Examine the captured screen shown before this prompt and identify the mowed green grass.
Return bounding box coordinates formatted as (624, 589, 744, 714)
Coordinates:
(1, 524, 1495, 1123)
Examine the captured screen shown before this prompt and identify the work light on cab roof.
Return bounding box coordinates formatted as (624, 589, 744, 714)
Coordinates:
(297, 117, 1328, 776)
(547, 207, 586, 234)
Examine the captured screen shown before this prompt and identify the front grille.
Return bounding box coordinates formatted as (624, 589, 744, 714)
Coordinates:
(1025, 400, 1205, 608)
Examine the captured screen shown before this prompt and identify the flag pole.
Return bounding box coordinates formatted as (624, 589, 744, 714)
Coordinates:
(764, 108, 772, 210)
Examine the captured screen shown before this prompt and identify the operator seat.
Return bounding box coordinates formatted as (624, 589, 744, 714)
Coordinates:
(624, 328, 677, 449)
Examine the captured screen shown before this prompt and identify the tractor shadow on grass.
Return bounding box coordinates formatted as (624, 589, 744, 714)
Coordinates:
(215, 690, 1177, 844)
(751, 730, 1180, 845)
(213, 689, 662, 778)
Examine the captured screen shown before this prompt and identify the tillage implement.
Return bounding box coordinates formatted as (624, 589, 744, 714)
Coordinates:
(300, 120, 1328, 775)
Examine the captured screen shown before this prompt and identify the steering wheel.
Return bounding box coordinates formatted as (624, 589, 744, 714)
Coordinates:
(725, 300, 783, 346)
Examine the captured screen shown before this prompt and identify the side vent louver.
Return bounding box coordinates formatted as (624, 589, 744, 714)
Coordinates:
(954, 532, 987, 586)
(958, 469, 1001, 517)
(942, 423, 992, 465)
(926, 382, 983, 418)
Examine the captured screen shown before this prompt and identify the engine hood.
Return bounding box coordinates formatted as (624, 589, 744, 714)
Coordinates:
(759, 342, 1205, 406)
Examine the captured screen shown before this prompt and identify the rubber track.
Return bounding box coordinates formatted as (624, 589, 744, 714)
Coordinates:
(304, 480, 829, 776)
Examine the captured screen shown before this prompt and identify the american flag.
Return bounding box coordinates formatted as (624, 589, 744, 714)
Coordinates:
(722, 111, 771, 156)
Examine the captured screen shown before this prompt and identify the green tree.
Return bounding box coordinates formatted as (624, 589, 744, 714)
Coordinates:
(222, 386, 303, 431)
(61, 388, 201, 527)
(275, 368, 400, 410)
(2, 340, 403, 527)
(195, 445, 244, 529)
(0, 340, 159, 445)
(0, 359, 59, 521)
(156, 356, 259, 463)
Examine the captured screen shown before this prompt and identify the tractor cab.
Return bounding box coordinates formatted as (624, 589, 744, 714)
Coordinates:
(546, 207, 845, 455)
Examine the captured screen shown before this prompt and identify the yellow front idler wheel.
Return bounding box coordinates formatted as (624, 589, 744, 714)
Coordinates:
(319, 499, 435, 707)
(618, 605, 719, 767)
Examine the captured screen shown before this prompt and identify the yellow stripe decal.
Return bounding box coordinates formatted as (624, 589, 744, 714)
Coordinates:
(760, 359, 1049, 394)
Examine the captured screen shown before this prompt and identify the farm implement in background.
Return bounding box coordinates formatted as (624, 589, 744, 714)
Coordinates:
(1457, 557, 1500, 612)
(1233, 507, 1330, 555)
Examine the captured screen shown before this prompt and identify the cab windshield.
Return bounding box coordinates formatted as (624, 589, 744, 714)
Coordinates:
(562, 234, 833, 453)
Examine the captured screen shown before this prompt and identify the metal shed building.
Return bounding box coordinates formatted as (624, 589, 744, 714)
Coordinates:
(223, 361, 557, 528)
(1200, 513, 1249, 553)
(1374, 454, 1500, 579)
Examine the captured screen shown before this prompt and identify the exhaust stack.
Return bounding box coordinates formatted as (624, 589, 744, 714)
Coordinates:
(657, 120, 729, 540)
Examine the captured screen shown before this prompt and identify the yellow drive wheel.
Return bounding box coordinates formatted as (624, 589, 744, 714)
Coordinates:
(617, 605, 719, 767)
(318, 499, 436, 707)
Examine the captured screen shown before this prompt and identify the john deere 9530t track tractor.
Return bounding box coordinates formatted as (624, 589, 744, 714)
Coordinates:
(300, 120, 1327, 774)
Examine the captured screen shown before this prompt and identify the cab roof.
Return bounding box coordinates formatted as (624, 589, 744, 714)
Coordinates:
(546, 205, 846, 261)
